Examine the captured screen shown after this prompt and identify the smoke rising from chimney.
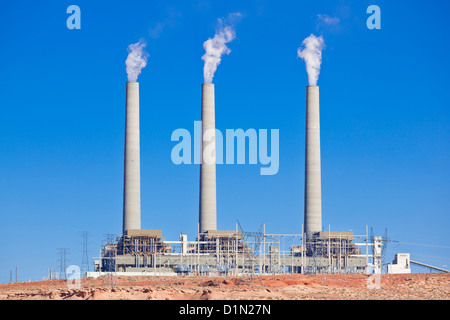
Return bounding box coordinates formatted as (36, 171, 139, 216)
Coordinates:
(201, 13, 241, 84)
(126, 41, 149, 82)
(297, 34, 325, 86)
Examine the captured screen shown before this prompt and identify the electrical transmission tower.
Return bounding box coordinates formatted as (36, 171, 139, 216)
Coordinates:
(57, 248, 69, 279)
(369, 227, 375, 257)
(382, 228, 390, 273)
(102, 234, 117, 288)
(81, 231, 90, 276)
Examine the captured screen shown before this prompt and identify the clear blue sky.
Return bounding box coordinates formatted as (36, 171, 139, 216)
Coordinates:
(0, 0, 449, 282)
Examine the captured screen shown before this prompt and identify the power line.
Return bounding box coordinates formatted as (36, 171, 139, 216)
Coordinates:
(412, 253, 450, 262)
(391, 240, 450, 249)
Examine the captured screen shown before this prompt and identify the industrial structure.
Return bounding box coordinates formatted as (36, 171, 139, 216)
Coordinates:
(86, 82, 411, 278)
(199, 83, 217, 233)
(123, 82, 141, 233)
(304, 86, 322, 234)
(92, 225, 384, 276)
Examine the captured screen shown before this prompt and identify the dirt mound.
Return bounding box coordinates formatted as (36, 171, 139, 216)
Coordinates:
(0, 273, 448, 300)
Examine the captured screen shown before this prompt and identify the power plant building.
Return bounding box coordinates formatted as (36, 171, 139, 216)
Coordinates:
(89, 82, 386, 277)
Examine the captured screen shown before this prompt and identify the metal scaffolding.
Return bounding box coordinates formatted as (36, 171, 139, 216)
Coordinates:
(93, 224, 383, 277)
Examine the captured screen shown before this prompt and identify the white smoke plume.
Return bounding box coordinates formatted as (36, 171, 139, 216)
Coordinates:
(297, 34, 325, 86)
(201, 13, 241, 83)
(126, 41, 149, 82)
(317, 14, 340, 26)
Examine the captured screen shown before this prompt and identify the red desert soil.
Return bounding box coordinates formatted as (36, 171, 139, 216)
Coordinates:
(0, 273, 448, 300)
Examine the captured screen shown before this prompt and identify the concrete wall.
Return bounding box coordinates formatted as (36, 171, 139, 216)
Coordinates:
(87, 271, 178, 278)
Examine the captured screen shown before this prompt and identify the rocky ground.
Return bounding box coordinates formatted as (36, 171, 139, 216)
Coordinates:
(0, 273, 448, 300)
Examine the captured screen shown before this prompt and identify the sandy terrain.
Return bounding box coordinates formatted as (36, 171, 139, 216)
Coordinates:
(0, 273, 448, 300)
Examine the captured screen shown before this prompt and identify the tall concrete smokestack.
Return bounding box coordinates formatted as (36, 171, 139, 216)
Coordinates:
(123, 82, 141, 234)
(199, 83, 217, 233)
(304, 85, 322, 234)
